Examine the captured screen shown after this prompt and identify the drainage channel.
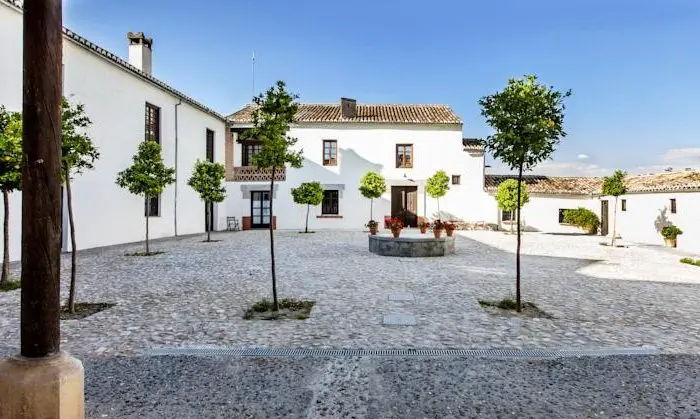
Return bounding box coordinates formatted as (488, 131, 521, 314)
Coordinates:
(142, 347, 659, 358)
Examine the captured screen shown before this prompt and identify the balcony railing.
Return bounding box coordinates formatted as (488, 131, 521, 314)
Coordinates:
(232, 166, 286, 182)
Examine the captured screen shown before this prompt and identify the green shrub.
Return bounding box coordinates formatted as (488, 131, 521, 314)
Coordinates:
(680, 257, 700, 267)
(661, 225, 683, 239)
(562, 207, 600, 233)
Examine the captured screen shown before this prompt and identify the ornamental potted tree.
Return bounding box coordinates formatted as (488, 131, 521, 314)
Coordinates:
(432, 219, 445, 239)
(661, 225, 683, 248)
(444, 221, 456, 237)
(366, 220, 379, 235)
(418, 220, 430, 234)
(387, 217, 404, 238)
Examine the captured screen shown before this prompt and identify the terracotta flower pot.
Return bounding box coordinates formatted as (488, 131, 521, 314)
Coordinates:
(446, 229, 454, 237)
(433, 229, 443, 239)
(369, 225, 378, 235)
(419, 226, 427, 234)
(391, 228, 402, 238)
(664, 238, 677, 248)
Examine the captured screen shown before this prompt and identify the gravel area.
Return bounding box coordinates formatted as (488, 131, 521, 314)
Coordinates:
(83, 354, 700, 418)
(1, 230, 700, 355)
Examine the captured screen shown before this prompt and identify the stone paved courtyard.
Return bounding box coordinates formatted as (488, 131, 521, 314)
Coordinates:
(2, 230, 700, 356)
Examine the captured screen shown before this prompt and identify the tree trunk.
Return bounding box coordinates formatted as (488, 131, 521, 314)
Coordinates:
(611, 196, 618, 247)
(145, 197, 150, 254)
(515, 164, 523, 313)
(206, 202, 211, 242)
(437, 198, 441, 220)
(370, 198, 373, 221)
(66, 168, 78, 314)
(1, 190, 9, 287)
(269, 168, 279, 311)
(305, 203, 309, 233)
(510, 211, 514, 234)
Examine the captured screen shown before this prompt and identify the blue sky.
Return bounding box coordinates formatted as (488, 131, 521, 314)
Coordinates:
(64, 0, 700, 175)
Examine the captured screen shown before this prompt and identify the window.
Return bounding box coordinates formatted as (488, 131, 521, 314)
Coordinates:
(501, 210, 513, 222)
(145, 103, 160, 143)
(323, 140, 337, 166)
(206, 129, 215, 162)
(670, 198, 677, 214)
(396, 144, 413, 168)
(452, 175, 461, 185)
(621, 199, 627, 212)
(558, 209, 574, 224)
(322, 190, 339, 215)
(242, 141, 262, 166)
(145, 196, 159, 217)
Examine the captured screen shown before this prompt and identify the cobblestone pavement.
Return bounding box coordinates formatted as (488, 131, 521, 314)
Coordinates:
(1, 230, 700, 356)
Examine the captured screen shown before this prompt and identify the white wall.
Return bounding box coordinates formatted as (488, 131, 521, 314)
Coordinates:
(226, 123, 495, 230)
(496, 194, 601, 233)
(0, 2, 227, 260)
(601, 191, 700, 253)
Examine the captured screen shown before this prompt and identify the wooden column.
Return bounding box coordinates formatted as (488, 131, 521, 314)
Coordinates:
(21, 0, 63, 358)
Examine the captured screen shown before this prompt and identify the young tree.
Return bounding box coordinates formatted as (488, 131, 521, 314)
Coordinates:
(601, 170, 627, 246)
(0, 107, 22, 288)
(479, 75, 570, 312)
(358, 171, 386, 222)
(246, 81, 304, 312)
(291, 181, 323, 233)
(62, 98, 100, 313)
(116, 141, 175, 255)
(426, 170, 450, 219)
(187, 159, 226, 242)
(495, 179, 530, 234)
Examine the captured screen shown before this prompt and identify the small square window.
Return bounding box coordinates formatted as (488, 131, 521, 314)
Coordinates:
(323, 140, 337, 166)
(670, 198, 677, 214)
(145, 196, 160, 217)
(621, 199, 627, 212)
(396, 144, 413, 168)
(501, 210, 513, 222)
(452, 175, 461, 185)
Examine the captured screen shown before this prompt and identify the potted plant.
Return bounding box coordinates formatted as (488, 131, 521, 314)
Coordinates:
(562, 207, 600, 235)
(661, 225, 683, 248)
(444, 221, 456, 237)
(366, 220, 378, 235)
(418, 220, 430, 234)
(386, 217, 404, 238)
(431, 220, 445, 238)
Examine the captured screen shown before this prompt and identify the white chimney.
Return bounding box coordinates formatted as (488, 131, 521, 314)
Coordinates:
(127, 32, 153, 75)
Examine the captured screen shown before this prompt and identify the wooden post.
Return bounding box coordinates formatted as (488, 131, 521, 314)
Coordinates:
(21, 0, 63, 358)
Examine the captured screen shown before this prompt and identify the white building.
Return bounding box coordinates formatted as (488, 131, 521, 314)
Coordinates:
(225, 99, 493, 231)
(484, 171, 700, 253)
(0, 0, 227, 261)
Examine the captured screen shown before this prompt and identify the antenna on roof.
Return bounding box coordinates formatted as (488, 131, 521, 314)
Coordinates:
(251, 49, 256, 101)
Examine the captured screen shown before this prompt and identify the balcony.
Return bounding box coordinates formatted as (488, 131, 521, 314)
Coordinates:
(232, 166, 286, 182)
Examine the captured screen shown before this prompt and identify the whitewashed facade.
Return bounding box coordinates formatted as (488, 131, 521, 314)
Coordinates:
(0, 0, 227, 260)
(225, 101, 492, 231)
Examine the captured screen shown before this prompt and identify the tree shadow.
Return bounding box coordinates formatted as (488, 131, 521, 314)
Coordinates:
(654, 208, 671, 234)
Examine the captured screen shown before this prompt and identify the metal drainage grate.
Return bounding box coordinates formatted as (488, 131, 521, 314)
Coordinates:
(387, 292, 415, 302)
(383, 314, 417, 326)
(143, 347, 660, 358)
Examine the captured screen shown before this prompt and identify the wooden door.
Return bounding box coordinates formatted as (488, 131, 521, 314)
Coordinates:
(600, 200, 609, 236)
(391, 186, 418, 227)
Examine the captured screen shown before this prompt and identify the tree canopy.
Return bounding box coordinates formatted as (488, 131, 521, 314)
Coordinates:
(116, 141, 175, 198)
(188, 160, 227, 204)
(495, 179, 529, 212)
(0, 107, 22, 193)
(291, 181, 324, 207)
(602, 170, 627, 197)
(479, 75, 571, 171)
(61, 98, 99, 180)
(359, 171, 386, 199)
(426, 170, 450, 199)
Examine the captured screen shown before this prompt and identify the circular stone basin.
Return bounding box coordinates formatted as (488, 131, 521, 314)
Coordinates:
(368, 232, 455, 257)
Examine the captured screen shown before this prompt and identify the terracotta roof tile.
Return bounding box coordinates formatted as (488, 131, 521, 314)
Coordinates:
(485, 171, 700, 195)
(227, 104, 462, 125)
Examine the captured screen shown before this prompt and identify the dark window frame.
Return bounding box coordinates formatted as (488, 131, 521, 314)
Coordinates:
(670, 198, 677, 214)
(621, 199, 627, 212)
(501, 210, 513, 222)
(145, 102, 160, 144)
(452, 175, 461, 185)
(206, 129, 215, 162)
(558, 208, 575, 224)
(323, 140, 337, 166)
(322, 190, 339, 215)
(242, 141, 262, 166)
(145, 195, 160, 217)
(396, 144, 413, 168)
